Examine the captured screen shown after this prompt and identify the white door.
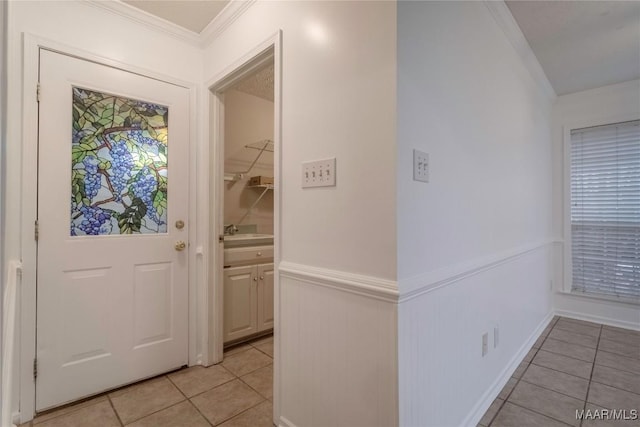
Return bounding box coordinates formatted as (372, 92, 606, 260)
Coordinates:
(36, 50, 190, 411)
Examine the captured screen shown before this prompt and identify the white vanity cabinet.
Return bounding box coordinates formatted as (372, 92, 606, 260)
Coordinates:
(223, 244, 274, 344)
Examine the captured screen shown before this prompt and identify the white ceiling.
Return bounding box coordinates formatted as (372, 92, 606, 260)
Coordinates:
(121, 1, 640, 96)
(506, 1, 640, 95)
(123, 0, 229, 33)
(233, 63, 275, 102)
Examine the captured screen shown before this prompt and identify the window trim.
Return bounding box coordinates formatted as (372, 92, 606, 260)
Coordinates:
(562, 113, 640, 304)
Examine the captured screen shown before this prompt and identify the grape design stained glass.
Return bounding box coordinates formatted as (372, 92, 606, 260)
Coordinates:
(71, 87, 168, 235)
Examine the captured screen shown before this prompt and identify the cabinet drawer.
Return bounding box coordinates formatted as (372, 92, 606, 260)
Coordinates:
(224, 246, 273, 266)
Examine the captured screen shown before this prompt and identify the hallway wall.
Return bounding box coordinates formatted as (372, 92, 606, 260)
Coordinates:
(396, 2, 555, 425)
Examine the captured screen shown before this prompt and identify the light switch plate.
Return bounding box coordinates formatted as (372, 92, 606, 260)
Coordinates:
(413, 149, 429, 183)
(302, 158, 336, 188)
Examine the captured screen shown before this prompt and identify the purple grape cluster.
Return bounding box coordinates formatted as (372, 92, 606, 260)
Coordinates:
(75, 205, 112, 235)
(131, 167, 162, 224)
(128, 129, 159, 147)
(109, 140, 133, 199)
(83, 155, 101, 200)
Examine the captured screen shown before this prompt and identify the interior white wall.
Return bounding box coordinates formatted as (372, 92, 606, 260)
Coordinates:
(224, 88, 274, 234)
(204, 0, 397, 280)
(397, 2, 554, 425)
(551, 79, 640, 329)
(5, 1, 202, 421)
(203, 2, 398, 426)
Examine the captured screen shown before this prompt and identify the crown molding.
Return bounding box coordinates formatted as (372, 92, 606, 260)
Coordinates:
(483, 1, 557, 102)
(200, 0, 256, 48)
(84, 0, 202, 46)
(84, 0, 256, 48)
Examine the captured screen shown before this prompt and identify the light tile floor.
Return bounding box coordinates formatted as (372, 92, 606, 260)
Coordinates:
(479, 316, 640, 427)
(21, 335, 274, 427)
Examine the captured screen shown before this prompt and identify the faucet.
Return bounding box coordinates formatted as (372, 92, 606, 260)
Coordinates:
(224, 224, 238, 235)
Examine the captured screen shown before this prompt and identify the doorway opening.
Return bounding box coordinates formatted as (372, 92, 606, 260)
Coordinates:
(221, 59, 275, 346)
(207, 39, 281, 427)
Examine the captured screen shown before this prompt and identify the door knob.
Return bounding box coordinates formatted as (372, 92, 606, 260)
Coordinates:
(175, 241, 187, 251)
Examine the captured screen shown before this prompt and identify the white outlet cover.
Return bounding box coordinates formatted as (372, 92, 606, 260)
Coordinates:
(482, 333, 488, 357)
(302, 158, 336, 188)
(413, 149, 429, 183)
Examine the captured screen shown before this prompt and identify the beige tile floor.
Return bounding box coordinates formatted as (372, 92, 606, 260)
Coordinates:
(21, 335, 274, 427)
(479, 316, 640, 427)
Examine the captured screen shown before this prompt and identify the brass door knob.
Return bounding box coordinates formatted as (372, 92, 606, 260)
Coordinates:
(175, 220, 185, 229)
(175, 241, 187, 251)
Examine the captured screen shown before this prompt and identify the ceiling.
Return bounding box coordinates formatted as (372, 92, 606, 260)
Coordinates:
(122, 1, 640, 96)
(233, 63, 275, 102)
(506, 1, 640, 95)
(123, 0, 229, 33)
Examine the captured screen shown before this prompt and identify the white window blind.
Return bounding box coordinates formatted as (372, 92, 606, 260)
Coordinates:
(570, 120, 640, 299)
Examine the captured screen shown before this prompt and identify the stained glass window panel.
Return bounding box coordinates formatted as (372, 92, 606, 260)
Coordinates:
(71, 87, 168, 236)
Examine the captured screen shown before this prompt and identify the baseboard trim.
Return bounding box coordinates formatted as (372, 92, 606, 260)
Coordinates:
(462, 311, 554, 427)
(399, 239, 555, 302)
(555, 309, 640, 332)
(279, 261, 399, 303)
(278, 415, 297, 427)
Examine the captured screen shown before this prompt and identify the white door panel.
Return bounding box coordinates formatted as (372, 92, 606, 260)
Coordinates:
(36, 50, 189, 410)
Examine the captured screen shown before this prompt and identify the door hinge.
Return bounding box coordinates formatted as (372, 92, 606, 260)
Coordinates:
(35, 220, 39, 241)
(33, 358, 37, 381)
(37, 83, 41, 103)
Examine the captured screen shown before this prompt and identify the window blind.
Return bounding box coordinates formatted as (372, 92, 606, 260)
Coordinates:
(570, 120, 640, 299)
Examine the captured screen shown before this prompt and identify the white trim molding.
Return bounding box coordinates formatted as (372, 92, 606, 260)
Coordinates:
(555, 309, 640, 332)
(399, 239, 557, 302)
(84, 0, 201, 46)
(200, 0, 256, 47)
(85, 0, 256, 48)
(279, 261, 399, 303)
(278, 416, 297, 427)
(483, 1, 556, 102)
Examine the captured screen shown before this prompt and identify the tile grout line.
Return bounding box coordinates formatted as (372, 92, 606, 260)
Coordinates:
(506, 400, 575, 427)
(212, 397, 269, 427)
(487, 317, 557, 427)
(167, 365, 228, 427)
(536, 345, 596, 365)
(112, 375, 190, 426)
(237, 365, 274, 401)
(580, 325, 602, 427)
(106, 394, 125, 427)
(165, 374, 216, 427)
(517, 377, 587, 403)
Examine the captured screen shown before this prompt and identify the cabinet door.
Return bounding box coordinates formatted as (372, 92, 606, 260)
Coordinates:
(257, 263, 274, 332)
(223, 265, 258, 343)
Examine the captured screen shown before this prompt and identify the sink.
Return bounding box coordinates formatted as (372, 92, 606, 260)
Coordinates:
(223, 233, 274, 248)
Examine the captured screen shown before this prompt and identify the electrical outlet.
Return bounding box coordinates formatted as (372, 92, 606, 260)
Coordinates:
(413, 149, 429, 183)
(494, 326, 499, 348)
(482, 333, 489, 357)
(302, 158, 336, 188)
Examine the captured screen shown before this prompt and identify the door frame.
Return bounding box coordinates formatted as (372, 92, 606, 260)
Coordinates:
(19, 33, 201, 421)
(204, 30, 282, 423)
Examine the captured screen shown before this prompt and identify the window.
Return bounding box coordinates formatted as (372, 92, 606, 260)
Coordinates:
(570, 120, 640, 299)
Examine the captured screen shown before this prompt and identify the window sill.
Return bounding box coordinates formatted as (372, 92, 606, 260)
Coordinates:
(557, 290, 640, 306)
